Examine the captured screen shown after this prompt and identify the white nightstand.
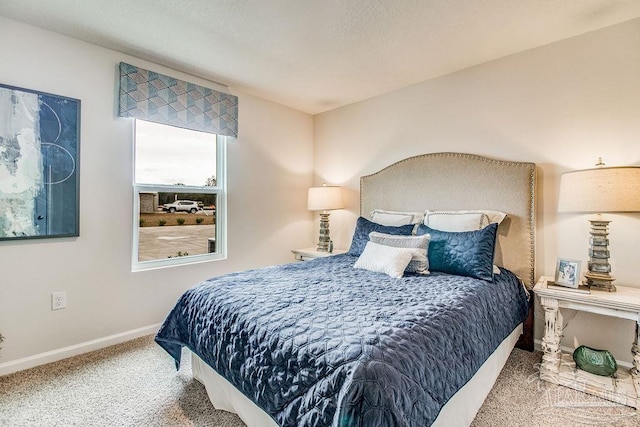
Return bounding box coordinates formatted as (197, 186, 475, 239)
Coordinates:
(291, 247, 347, 261)
(534, 276, 640, 408)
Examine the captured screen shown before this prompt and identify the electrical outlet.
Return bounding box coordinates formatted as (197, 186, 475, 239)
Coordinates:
(51, 292, 66, 310)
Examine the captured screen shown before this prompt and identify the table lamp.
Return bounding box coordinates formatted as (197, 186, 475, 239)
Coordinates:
(557, 159, 640, 292)
(308, 184, 344, 252)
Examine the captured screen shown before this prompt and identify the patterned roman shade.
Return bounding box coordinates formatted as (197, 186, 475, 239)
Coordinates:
(119, 62, 238, 137)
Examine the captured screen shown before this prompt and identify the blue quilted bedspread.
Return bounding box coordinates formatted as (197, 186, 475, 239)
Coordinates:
(155, 254, 528, 426)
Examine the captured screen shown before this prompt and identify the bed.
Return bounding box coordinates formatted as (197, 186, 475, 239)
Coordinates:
(156, 152, 536, 426)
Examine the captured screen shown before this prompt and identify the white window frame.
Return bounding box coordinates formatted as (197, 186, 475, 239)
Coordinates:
(132, 131, 227, 271)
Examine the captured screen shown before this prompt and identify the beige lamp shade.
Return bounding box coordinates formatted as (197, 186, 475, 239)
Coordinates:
(308, 186, 344, 211)
(558, 166, 640, 213)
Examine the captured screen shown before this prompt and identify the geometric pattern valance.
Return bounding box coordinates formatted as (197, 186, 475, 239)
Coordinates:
(118, 62, 238, 137)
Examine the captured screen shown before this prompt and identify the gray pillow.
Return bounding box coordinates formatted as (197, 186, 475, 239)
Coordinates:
(348, 217, 415, 256)
(369, 231, 430, 274)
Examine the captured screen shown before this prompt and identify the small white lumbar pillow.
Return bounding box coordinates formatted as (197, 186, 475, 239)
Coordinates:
(354, 241, 418, 278)
(370, 209, 425, 226)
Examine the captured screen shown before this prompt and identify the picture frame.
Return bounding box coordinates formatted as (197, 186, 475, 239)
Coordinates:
(0, 83, 80, 241)
(554, 257, 582, 288)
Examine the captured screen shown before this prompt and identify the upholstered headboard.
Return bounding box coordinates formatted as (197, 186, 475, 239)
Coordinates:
(360, 152, 536, 288)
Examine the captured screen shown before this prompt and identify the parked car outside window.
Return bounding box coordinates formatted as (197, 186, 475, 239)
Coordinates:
(162, 200, 202, 214)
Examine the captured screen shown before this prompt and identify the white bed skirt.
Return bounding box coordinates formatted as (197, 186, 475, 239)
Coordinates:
(191, 324, 523, 426)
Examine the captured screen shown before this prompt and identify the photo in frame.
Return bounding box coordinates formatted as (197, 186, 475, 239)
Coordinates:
(0, 83, 80, 241)
(554, 257, 582, 288)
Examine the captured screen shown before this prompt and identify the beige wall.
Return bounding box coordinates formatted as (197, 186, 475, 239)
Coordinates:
(0, 17, 314, 370)
(2, 15, 640, 373)
(314, 18, 640, 363)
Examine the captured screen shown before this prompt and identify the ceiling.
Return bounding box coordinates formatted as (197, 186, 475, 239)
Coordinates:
(2, 0, 640, 114)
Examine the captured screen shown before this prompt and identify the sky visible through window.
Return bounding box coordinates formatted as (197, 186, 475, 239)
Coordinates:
(135, 120, 216, 186)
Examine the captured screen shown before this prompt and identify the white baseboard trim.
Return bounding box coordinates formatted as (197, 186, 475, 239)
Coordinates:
(0, 323, 162, 377)
(533, 339, 632, 369)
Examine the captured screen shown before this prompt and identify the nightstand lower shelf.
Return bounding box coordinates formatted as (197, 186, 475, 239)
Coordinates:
(541, 353, 640, 408)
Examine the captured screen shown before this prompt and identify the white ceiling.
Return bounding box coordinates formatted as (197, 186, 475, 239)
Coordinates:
(2, 0, 640, 114)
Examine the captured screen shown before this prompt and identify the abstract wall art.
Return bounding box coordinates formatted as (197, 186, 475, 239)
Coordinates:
(0, 84, 80, 241)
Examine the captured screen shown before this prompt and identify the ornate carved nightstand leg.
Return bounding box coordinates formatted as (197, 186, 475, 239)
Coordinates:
(541, 297, 561, 379)
(632, 321, 640, 377)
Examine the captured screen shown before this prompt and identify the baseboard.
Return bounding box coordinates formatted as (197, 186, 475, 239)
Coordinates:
(533, 339, 632, 369)
(0, 323, 162, 377)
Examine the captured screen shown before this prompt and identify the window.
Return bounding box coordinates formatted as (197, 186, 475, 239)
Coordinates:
(132, 119, 226, 270)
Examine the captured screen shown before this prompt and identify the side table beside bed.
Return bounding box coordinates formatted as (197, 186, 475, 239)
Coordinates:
(534, 276, 640, 408)
(291, 247, 347, 261)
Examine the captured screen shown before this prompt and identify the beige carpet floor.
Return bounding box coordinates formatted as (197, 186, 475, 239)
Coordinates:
(1, 335, 638, 426)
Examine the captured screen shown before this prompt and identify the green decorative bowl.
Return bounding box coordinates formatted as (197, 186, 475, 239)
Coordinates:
(572, 345, 617, 377)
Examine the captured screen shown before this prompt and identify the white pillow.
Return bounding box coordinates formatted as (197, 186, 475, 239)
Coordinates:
(353, 241, 418, 278)
(370, 209, 425, 226)
(423, 210, 507, 232)
(368, 231, 430, 274)
(475, 210, 507, 225)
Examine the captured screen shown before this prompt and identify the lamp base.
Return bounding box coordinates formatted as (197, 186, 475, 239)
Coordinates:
(584, 272, 616, 292)
(585, 218, 616, 292)
(316, 212, 331, 252)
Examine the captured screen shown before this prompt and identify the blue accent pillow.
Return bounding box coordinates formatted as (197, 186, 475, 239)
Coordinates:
(348, 217, 415, 256)
(416, 223, 498, 281)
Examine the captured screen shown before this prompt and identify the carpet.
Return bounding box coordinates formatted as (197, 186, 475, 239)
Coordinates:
(1, 335, 638, 426)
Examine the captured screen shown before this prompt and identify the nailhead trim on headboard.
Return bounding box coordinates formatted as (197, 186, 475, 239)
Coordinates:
(360, 152, 536, 288)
